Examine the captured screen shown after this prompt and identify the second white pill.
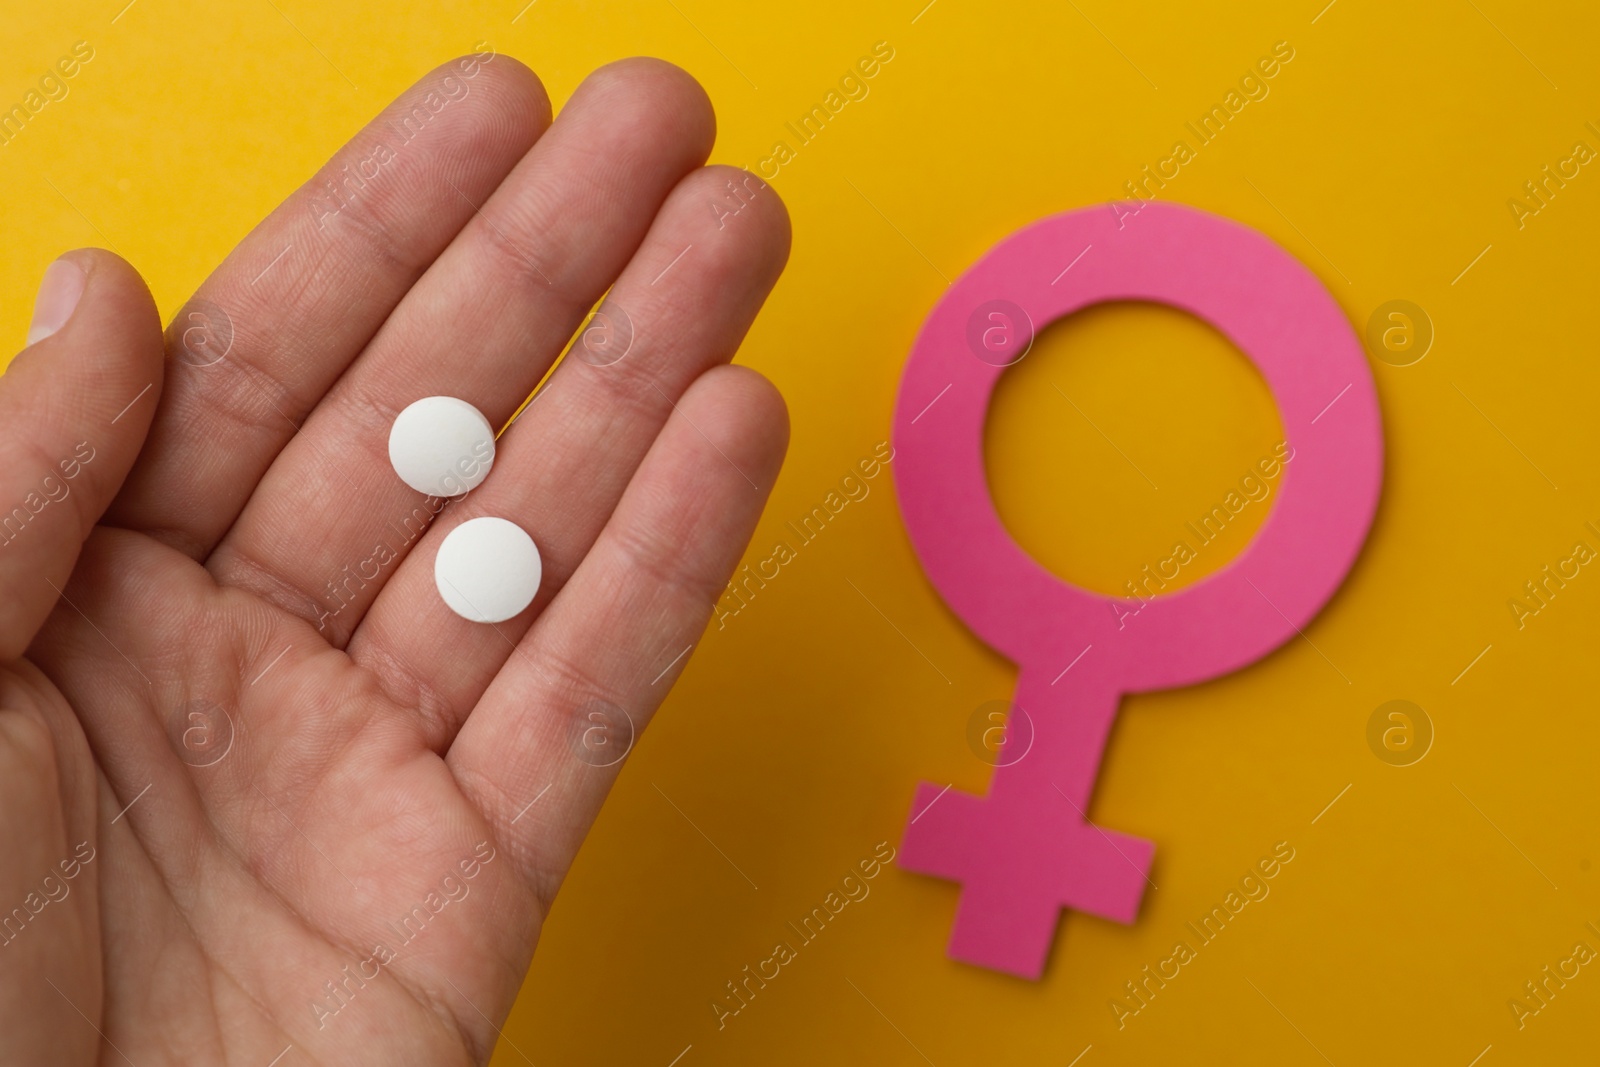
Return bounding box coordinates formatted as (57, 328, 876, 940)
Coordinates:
(435, 517, 542, 623)
(388, 396, 495, 497)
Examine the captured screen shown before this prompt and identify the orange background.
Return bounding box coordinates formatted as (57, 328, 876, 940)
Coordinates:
(5, 1, 1600, 1063)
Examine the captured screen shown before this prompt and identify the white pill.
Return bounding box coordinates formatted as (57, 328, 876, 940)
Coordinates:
(388, 396, 496, 497)
(434, 517, 542, 623)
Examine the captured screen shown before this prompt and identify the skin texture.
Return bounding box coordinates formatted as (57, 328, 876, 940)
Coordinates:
(0, 53, 789, 1066)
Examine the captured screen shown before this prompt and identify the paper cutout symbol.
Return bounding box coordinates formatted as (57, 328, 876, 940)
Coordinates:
(893, 202, 1383, 980)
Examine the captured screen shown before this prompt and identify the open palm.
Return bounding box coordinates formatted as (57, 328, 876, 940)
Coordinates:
(0, 53, 788, 1066)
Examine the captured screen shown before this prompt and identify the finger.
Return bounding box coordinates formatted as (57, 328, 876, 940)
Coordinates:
(0, 703, 101, 1067)
(206, 58, 719, 645)
(349, 163, 789, 741)
(0, 250, 164, 660)
(447, 365, 788, 895)
(106, 52, 552, 560)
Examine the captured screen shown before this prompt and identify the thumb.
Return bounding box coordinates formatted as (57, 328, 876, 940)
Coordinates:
(0, 249, 164, 661)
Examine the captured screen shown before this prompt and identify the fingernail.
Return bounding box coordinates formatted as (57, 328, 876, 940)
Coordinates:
(27, 258, 87, 346)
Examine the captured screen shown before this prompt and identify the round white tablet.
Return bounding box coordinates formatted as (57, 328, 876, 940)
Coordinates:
(434, 517, 542, 623)
(388, 396, 495, 497)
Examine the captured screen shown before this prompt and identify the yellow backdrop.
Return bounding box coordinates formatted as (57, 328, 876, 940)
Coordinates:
(5, 1, 1599, 1063)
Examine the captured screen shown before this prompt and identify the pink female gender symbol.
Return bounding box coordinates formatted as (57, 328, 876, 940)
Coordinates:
(893, 201, 1383, 979)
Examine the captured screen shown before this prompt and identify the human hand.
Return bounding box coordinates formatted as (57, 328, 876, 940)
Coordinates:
(0, 51, 789, 1066)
